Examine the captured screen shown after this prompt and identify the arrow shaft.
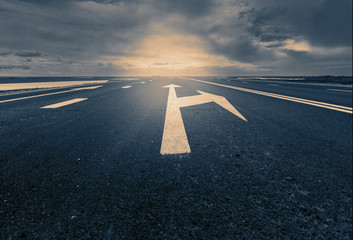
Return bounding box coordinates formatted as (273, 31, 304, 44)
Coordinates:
(160, 87, 191, 155)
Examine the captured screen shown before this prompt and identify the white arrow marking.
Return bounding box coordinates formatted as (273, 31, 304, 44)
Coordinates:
(160, 84, 247, 155)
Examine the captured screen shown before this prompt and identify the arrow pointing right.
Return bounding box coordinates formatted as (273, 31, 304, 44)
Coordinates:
(161, 84, 247, 155)
(177, 90, 247, 122)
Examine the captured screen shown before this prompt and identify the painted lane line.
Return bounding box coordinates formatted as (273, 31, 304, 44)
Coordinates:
(250, 92, 352, 114)
(0, 81, 108, 91)
(182, 77, 352, 114)
(74, 85, 103, 90)
(184, 77, 352, 111)
(0, 85, 102, 104)
(41, 98, 87, 109)
(121, 86, 133, 89)
(0, 85, 103, 97)
(234, 88, 352, 111)
(231, 78, 352, 87)
(140, 82, 146, 84)
(327, 89, 352, 93)
(185, 78, 351, 110)
(160, 84, 246, 155)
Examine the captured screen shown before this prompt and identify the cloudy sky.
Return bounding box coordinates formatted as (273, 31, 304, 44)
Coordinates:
(0, 0, 351, 76)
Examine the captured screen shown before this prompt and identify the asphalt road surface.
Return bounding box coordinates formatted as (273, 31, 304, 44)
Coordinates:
(1, 77, 352, 239)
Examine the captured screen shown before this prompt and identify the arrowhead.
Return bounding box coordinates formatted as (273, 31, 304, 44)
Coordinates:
(197, 90, 218, 97)
(162, 84, 182, 88)
(197, 91, 247, 122)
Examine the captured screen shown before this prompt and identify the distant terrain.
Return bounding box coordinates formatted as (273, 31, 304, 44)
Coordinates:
(0, 76, 352, 84)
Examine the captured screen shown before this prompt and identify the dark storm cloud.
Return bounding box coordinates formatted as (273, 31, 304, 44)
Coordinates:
(153, 0, 215, 17)
(0, 0, 147, 59)
(0, 65, 30, 70)
(172, 0, 351, 65)
(0, 0, 351, 75)
(240, 6, 292, 43)
(241, 0, 352, 47)
(159, 0, 352, 72)
(208, 37, 272, 63)
(0, 51, 12, 56)
(17, 0, 141, 6)
(161, 1, 277, 63)
(15, 51, 42, 57)
(55, 57, 74, 64)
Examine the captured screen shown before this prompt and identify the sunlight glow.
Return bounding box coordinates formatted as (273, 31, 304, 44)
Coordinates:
(283, 40, 311, 52)
(110, 24, 253, 76)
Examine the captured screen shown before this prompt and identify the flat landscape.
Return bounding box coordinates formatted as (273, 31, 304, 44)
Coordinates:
(1, 76, 352, 239)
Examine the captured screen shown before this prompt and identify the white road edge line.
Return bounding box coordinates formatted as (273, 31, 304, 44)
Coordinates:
(327, 89, 352, 93)
(41, 98, 87, 109)
(0, 85, 102, 104)
(182, 77, 352, 114)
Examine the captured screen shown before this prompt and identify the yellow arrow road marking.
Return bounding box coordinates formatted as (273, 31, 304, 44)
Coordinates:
(160, 84, 246, 155)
